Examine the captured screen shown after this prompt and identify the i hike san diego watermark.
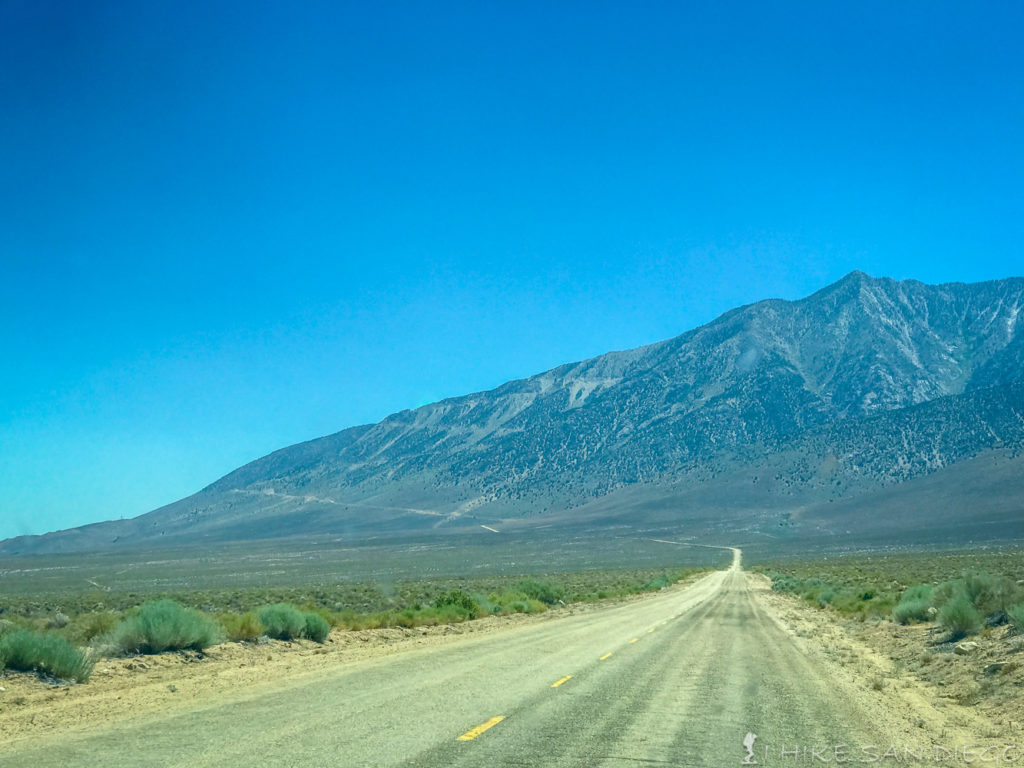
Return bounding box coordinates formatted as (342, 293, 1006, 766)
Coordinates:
(741, 733, 1024, 764)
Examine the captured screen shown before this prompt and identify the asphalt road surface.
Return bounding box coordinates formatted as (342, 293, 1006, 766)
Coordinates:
(3, 549, 934, 767)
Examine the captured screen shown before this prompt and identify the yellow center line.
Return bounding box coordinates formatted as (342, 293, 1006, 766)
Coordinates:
(551, 675, 572, 688)
(629, 638, 639, 643)
(600, 652, 612, 660)
(457, 716, 505, 741)
(647, 628, 654, 633)
(662, 621, 667, 625)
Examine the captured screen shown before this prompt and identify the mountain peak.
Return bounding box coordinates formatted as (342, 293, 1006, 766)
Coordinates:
(841, 269, 872, 281)
(832, 269, 888, 291)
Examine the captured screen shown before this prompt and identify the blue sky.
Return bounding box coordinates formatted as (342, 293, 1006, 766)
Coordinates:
(1, 1, 1022, 539)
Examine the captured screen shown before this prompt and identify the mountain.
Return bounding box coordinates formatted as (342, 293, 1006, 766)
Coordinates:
(4, 271, 1023, 555)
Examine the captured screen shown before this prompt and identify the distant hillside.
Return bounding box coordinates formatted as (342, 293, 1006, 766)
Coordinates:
(4, 271, 1023, 555)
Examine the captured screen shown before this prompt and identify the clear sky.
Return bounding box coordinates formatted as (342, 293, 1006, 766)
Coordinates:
(1, 1, 1022, 540)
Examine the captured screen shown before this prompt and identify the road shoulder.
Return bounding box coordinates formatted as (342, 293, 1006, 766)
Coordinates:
(0, 570, 714, 747)
(751, 572, 1024, 747)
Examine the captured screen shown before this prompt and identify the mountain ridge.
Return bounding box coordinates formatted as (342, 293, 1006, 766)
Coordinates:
(4, 271, 1022, 555)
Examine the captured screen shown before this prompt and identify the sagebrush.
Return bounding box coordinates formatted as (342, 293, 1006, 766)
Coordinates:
(105, 599, 224, 655)
(0, 629, 93, 682)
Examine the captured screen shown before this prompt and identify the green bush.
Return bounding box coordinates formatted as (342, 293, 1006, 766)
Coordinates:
(644, 576, 671, 591)
(939, 592, 982, 639)
(258, 603, 308, 640)
(472, 593, 500, 616)
(432, 590, 480, 619)
(932, 579, 962, 608)
(303, 612, 330, 643)
(930, 573, 1022, 616)
(514, 580, 563, 605)
(218, 611, 265, 642)
(1008, 603, 1024, 632)
(300, 605, 339, 628)
(0, 617, 32, 636)
(107, 599, 223, 655)
(0, 629, 93, 682)
(961, 572, 1016, 614)
(901, 584, 934, 603)
(65, 611, 122, 645)
(893, 585, 934, 625)
(893, 598, 932, 625)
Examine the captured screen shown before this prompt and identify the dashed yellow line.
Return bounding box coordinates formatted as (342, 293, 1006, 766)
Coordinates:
(662, 621, 667, 625)
(629, 638, 639, 643)
(600, 652, 613, 660)
(551, 675, 572, 688)
(457, 716, 505, 741)
(647, 628, 654, 633)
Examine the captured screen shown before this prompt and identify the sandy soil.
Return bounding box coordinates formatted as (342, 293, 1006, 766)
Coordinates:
(755, 574, 1024, 744)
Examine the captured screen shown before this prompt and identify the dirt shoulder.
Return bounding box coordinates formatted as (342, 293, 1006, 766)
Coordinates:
(752, 573, 1024, 745)
(0, 571, 711, 747)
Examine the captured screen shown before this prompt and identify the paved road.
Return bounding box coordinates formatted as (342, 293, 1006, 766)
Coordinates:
(3, 549, 926, 767)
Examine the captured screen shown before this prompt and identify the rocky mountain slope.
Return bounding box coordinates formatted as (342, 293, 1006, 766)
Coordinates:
(4, 271, 1022, 554)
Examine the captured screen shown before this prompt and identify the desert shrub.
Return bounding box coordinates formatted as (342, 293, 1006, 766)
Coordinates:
(258, 603, 308, 640)
(355, 613, 387, 630)
(801, 588, 820, 603)
(218, 611, 265, 642)
(432, 590, 480, 619)
(477, 590, 546, 616)
(65, 611, 122, 645)
(644, 576, 671, 591)
(329, 609, 363, 630)
(892, 599, 931, 624)
(939, 592, 982, 639)
(0, 629, 93, 682)
(828, 591, 864, 614)
(765, 571, 895, 619)
(962, 572, 1019, 614)
(900, 584, 934, 604)
(932, 579, 963, 608)
(514, 580, 563, 605)
(893, 599, 932, 624)
(472, 593, 500, 616)
(861, 593, 896, 618)
(300, 605, 339, 628)
(303, 612, 330, 643)
(106, 600, 223, 655)
(893, 585, 934, 625)
(390, 608, 419, 628)
(509, 597, 547, 614)
(336, 610, 392, 631)
(0, 618, 24, 637)
(1008, 603, 1024, 632)
(429, 605, 470, 623)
